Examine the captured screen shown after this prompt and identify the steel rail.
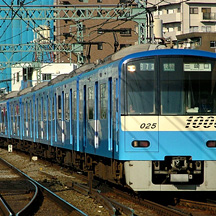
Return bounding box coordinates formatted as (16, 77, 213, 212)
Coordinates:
(0, 157, 88, 216)
(0, 196, 13, 216)
(178, 198, 216, 214)
(16, 180, 38, 216)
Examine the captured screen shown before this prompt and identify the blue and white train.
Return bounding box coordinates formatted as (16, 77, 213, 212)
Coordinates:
(0, 44, 216, 191)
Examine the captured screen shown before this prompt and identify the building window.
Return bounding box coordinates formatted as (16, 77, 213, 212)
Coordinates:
(210, 41, 216, 48)
(168, 27, 174, 32)
(202, 8, 211, 19)
(120, 28, 131, 36)
(42, 74, 51, 80)
(13, 74, 15, 84)
(98, 43, 103, 50)
(97, 0, 102, 2)
(168, 9, 174, 14)
(190, 7, 198, 14)
(120, 44, 131, 49)
(83, 25, 86, 33)
(177, 7, 180, 13)
(16, 72, 20, 82)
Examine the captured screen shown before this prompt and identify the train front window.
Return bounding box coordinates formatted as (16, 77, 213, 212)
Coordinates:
(160, 58, 184, 114)
(125, 58, 156, 115)
(160, 56, 216, 115)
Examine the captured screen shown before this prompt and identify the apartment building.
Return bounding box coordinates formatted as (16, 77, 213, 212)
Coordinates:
(147, 0, 216, 51)
(54, 0, 140, 64)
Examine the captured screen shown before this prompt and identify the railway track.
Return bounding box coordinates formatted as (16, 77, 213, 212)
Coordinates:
(0, 157, 87, 216)
(171, 198, 216, 215)
(2, 148, 216, 216)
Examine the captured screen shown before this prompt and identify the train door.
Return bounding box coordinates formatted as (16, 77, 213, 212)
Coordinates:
(56, 93, 61, 143)
(38, 97, 42, 141)
(69, 89, 73, 146)
(83, 85, 87, 150)
(23, 101, 25, 137)
(18, 100, 21, 138)
(25, 100, 28, 138)
(1, 106, 6, 135)
(44, 95, 48, 141)
(41, 97, 44, 140)
(94, 82, 99, 148)
(113, 78, 119, 156)
(29, 100, 32, 138)
(32, 95, 35, 142)
(61, 91, 65, 144)
(72, 90, 76, 148)
(13, 103, 16, 136)
(46, 95, 50, 142)
(36, 97, 39, 140)
(65, 91, 70, 146)
(86, 86, 94, 148)
(108, 78, 112, 152)
(10, 103, 13, 137)
(50, 92, 55, 145)
(79, 88, 83, 151)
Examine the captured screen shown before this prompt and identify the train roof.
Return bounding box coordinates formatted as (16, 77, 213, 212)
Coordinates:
(5, 91, 19, 99)
(104, 44, 166, 62)
(18, 86, 33, 96)
(1, 44, 215, 100)
(121, 47, 216, 62)
(32, 81, 49, 91)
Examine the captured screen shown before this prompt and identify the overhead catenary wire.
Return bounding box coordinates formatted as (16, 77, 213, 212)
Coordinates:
(0, 2, 147, 67)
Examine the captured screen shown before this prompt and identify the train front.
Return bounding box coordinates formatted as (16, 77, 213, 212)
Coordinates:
(120, 50, 216, 191)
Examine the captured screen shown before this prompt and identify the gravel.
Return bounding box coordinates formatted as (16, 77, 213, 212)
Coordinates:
(0, 147, 110, 216)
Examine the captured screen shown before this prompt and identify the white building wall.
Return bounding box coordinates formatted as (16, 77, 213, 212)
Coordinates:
(11, 63, 77, 92)
(148, 0, 216, 40)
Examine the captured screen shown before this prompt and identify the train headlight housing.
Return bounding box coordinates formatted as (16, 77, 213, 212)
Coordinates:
(206, 140, 216, 148)
(132, 140, 150, 148)
(127, 65, 136, 73)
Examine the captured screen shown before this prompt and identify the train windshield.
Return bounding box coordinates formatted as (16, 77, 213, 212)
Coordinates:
(124, 55, 216, 115)
(125, 58, 156, 115)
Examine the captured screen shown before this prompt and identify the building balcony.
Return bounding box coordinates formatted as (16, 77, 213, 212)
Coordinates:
(159, 13, 181, 24)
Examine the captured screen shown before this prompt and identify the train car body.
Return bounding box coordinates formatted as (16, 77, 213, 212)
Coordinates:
(0, 44, 216, 191)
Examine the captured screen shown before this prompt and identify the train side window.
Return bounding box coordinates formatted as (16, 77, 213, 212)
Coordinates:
(58, 95, 61, 120)
(43, 97, 47, 121)
(79, 90, 83, 120)
(65, 93, 69, 120)
(88, 86, 94, 119)
(1, 108, 4, 124)
(100, 83, 107, 119)
(24, 101, 26, 122)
